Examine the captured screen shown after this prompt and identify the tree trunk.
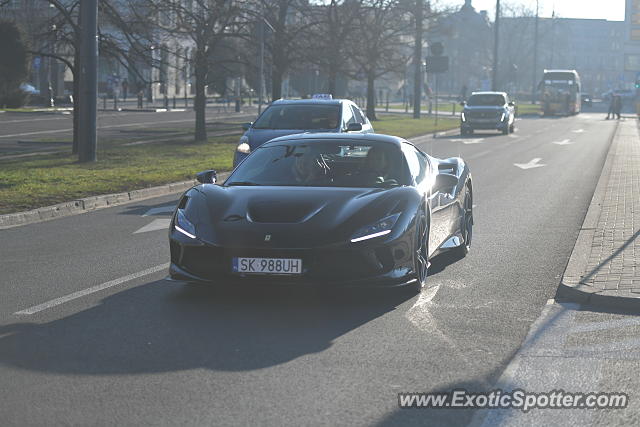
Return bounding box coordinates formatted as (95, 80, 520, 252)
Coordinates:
(194, 49, 207, 142)
(72, 63, 79, 154)
(366, 72, 377, 121)
(327, 69, 337, 97)
(413, 0, 423, 119)
(271, 69, 282, 101)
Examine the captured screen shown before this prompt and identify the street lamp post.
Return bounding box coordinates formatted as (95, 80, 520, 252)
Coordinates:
(531, 0, 539, 103)
(492, 0, 500, 91)
(257, 17, 274, 114)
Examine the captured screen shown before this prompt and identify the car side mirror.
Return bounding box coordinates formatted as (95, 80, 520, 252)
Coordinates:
(460, 101, 466, 107)
(196, 169, 217, 184)
(346, 123, 363, 132)
(241, 122, 252, 131)
(433, 173, 458, 193)
(508, 101, 515, 107)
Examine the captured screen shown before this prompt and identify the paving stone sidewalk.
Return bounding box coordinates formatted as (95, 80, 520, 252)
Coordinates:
(559, 119, 640, 307)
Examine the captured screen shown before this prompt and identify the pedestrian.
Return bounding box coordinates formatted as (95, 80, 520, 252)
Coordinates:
(606, 95, 615, 120)
(460, 84, 468, 102)
(613, 94, 622, 120)
(122, 79, 129, 101)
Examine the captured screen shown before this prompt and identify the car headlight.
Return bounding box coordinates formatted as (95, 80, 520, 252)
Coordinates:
(500, 112, 506, 122)
(236, 136, 250, 154)
(461, 112, 466, 122)
(175, 208, 196, 239)
(351, 213, 400, 243)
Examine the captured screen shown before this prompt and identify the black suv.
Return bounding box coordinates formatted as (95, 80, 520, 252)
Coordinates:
(460, 91, 516, 135)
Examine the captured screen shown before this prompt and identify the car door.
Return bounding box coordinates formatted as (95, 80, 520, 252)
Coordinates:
(402, 144, 445, 255)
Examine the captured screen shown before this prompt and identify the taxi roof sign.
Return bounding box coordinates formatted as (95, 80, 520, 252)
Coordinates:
(312, 94, 333, 100)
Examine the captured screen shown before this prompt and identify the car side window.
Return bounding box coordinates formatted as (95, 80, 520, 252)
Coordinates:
(343, 104, 357, 126)
(358, 108, 369, 124)
(351, 105, 365, 124)
(401, 143, 427, 183)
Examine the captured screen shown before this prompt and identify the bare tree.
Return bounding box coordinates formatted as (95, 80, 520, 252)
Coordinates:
(351, 0, 409, 120)
(139, 0, 248, 142)
(258, 0, 312, 100)
(305, 0, 360, 97)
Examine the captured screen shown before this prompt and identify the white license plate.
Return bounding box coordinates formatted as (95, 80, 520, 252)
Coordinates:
(474, 118, 495, 123)
(232, 257, 303, 275)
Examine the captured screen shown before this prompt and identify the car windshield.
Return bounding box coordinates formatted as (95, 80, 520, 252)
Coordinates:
(467, 94, 506, 106)
(252, 104, 341, 130)
(226, 140, 408, 188)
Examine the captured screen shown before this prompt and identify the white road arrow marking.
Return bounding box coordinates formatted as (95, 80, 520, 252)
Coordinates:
(462, 138, 485, 144)
(134, 218, 171, 234)
(450, 138, 485, 144)
(514, 158, 546, 169)
(572, 129, 585, 133)
(552, 139, 574, 145)
(142, 205, 176, 216)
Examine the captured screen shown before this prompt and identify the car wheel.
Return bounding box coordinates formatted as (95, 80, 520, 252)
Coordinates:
(455, 188, 473, 257)
(460, 128, 466, 136)
(510, 123, 515, 133)
(502, 124, 509, 135)
(412, 207, 429, 291)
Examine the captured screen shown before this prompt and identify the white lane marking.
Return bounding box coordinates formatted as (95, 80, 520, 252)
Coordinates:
(507, 134, 518, 138)
(0, 128, 74, 138)
(0, 116, 70, 124)
(572, 129, 585, 133)
(142, 205, 176, 217)
(405, 283, 442, 333)
(514, 157, 546, 169)
(449, 138, 485, 144)
(14, 263, 169, 315)
(134, 218, 171, 234)
(552, 139, 574, 145)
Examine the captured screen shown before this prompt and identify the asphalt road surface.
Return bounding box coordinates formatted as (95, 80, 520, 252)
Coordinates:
(0, 113, 620, 425)
(0, 107, 255, 157)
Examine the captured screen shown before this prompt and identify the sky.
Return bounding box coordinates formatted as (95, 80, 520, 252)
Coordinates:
(439, 0, 626, 21)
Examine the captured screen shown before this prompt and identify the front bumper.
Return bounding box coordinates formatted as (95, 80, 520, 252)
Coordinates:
(168, 229, 417, 288)
(461, 119, 508, 131)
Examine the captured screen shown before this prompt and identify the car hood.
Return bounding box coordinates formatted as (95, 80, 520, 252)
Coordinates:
(185, 185, 415, 248)
(245, 128, 338, 149)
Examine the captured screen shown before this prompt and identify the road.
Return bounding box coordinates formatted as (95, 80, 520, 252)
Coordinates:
(0, 113, 625, 425)
(0, 107, 255, 157)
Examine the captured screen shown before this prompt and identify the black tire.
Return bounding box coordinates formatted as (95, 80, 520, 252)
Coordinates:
(411, 207, 429, 292)
(455, 188, 473, 257)
(502, 124, 509, 135)
(509, 122, 515, 133)
(460, 128, 466, 136)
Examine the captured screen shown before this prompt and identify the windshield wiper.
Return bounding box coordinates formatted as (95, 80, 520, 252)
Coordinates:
(226, 181, 261, 186)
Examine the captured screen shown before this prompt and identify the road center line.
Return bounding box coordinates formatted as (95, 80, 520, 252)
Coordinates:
(14, 263, 169, 315)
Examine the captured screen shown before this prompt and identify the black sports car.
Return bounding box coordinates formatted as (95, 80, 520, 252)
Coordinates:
(168, 133, 472, 291)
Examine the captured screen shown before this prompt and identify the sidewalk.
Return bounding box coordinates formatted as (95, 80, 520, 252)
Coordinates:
(557, 118, 640, 308)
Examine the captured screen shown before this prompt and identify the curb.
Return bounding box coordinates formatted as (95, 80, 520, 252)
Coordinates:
(555, 120, 640, 309)
(0, 172, 231, 230)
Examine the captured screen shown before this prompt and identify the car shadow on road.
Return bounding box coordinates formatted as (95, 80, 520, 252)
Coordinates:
(0, 280, 415, 376)
(428, 251, 465, 277)
(119, 199, 181, 216)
